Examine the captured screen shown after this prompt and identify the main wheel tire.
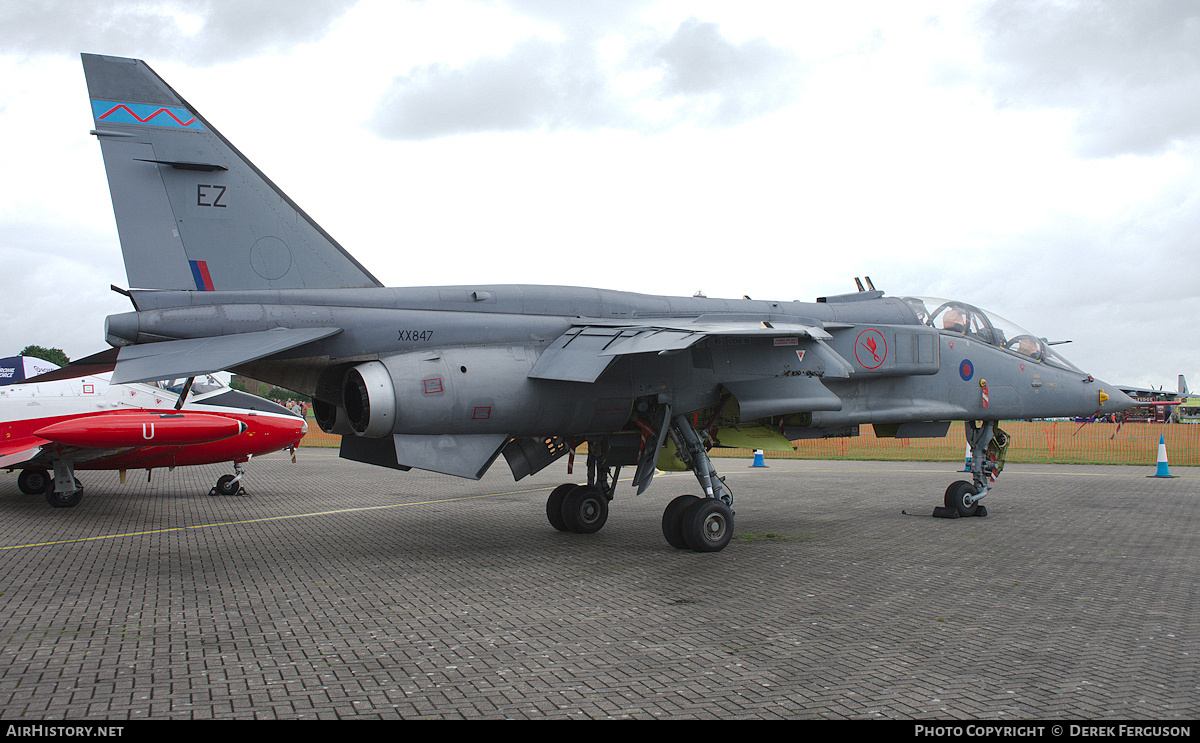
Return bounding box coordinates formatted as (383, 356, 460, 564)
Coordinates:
(561, 485, 609, 534)
(546, 483, 576, 531)
(662, 494, 700, 549)
(44, 478, 83, 508)
(18, 469, 49, 495)
(214, 474, 241, 496)
(681, 498, 734, 553)
(945, 480, 978, 517)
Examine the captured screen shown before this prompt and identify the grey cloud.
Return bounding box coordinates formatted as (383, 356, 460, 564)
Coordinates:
(371, 38, 617, 140)
(0, 0, 354, 64)
(978, 0, 1200, 156)
(371, 14, 802, 140)
(654, 17, 802, 127)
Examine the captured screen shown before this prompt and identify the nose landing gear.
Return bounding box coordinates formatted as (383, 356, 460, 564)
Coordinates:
(935, 421, 1008, 518)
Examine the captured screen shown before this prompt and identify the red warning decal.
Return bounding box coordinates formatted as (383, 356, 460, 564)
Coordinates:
(854, 329, 887, 369)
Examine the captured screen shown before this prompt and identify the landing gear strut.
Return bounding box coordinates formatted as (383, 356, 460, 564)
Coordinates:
(936, 421, 1008, 518)
(659, 414, 735, 552)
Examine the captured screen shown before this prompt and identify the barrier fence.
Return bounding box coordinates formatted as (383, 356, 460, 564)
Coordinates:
(297, 420, 1198, 467)
(716, 421, 1199, 467)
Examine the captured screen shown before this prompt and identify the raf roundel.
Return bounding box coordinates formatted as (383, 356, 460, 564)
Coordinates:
(959, 359, 974, 381)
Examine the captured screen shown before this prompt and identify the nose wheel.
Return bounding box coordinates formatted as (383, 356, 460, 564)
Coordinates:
(943, 480, 982, 518)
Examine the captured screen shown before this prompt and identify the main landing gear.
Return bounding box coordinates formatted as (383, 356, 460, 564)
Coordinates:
(658, 414, 734, 552)
(545, 441, 620, 534)
(210, 461, 250, 497)
(543, 414, 736, 552)
(935, 421, 1009, 519)
(38, 462, 84, 508)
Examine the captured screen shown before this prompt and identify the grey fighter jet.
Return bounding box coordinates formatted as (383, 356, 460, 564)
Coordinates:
(81, 53, 1135, 552)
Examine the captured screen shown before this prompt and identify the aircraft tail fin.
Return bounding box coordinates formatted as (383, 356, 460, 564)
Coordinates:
(1181, 375, 1190, 396)
(81, 53, 382, 292)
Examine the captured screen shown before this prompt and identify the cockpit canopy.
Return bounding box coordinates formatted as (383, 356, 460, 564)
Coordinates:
(898, 297, 1081, 372)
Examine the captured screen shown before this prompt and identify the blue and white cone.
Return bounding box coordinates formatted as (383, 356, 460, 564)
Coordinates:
(962, 444, 972, 472)
(751, 449, 768, 468)
(1149, 433, 1177, 478)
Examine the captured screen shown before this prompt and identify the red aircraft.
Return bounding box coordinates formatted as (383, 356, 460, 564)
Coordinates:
(0, 355, 308, 507)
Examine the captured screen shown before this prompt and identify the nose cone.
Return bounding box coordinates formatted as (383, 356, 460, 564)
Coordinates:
(1096, 382, 1137, 413)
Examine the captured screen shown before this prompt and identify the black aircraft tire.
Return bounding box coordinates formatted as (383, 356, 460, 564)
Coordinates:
(44, 479, 83, 509)
(215, 474, 241, 497)
(545, 483, 576, 531)
(18, 469, 50, 495)
(662, 495, 700, 549)
(945, 480, 978, 517)
(562, 485, 608, 534)
(681, 498, 734, 553)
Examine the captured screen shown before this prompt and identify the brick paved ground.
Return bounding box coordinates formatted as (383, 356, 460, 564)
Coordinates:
(0, 450, 1195, 719)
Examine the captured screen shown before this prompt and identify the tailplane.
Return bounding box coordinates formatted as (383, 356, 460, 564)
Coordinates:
(82, 53, 381, 292)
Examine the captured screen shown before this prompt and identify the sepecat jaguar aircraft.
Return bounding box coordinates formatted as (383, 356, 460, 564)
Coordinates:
(80, 53, 1134, 550)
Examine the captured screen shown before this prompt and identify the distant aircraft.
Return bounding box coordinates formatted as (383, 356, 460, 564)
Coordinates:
(0, 355, 307, 507)
(1116, 376, 1189, 423)
(80, 53, 1135, 549)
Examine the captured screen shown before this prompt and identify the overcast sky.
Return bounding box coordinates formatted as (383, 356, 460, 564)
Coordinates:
(0, 0, 1196, 391)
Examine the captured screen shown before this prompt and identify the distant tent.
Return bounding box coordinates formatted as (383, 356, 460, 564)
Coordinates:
(0, 356, 62, 386)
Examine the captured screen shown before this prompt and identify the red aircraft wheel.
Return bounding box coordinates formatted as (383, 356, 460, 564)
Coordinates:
(44, 478, 83, 509)
(18, 469, 50, 495)
(214, 474, 241, 496)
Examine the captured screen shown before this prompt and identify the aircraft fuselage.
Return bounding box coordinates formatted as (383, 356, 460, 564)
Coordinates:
(105, 286, 1114, 442)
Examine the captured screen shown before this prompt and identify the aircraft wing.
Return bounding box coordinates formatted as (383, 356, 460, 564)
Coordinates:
(110, 327, 342, 384)
(0, 441, 49, 469)
(529, 319, 836, 383)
